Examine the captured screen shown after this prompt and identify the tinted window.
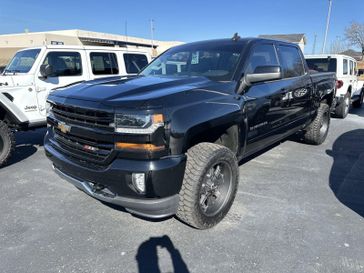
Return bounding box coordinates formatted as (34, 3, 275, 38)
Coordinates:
(42, 51, 82, 77)
(90, 52, 119, 75)
(350, 60, 354, 75)
(141, 43, 243, 81)
(343, 59, 348, 75)
(306, 58, 337, 73)
(124, 54, 148, 73)
(5, 49, 41, 73)
(245, 44, 278, 74)
(277, 45, 305, 78)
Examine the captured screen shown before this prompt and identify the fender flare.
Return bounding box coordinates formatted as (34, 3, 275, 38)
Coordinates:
(168, 101, 245, 155)
(0, 92, 29, 124)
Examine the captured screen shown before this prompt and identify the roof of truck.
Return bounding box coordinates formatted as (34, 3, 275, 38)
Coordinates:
(172, 37, 298, 49)
(305, 54, 357, 62)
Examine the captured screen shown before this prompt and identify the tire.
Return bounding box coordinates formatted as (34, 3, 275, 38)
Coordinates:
(176, 143, 239, 229)
(303, 103, 330, 145)
(335, 92, 350, 118)
(353, 90, 364, 108)
(0, 120, 15, 167)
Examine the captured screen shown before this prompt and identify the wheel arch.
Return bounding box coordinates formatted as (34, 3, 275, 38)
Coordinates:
(168, 102, 246, 156)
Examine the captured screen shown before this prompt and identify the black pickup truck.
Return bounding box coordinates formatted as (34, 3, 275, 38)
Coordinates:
(45, 36, 336, 229)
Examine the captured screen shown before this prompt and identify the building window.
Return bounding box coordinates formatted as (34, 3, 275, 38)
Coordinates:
(90, 52, 119, 75)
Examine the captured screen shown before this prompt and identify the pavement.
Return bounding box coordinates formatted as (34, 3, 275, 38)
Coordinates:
(1, 108, 364, 273)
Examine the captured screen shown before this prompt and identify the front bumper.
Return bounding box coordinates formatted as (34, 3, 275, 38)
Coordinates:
(45, 137, 186, 219)
(53, 166, 180, 218)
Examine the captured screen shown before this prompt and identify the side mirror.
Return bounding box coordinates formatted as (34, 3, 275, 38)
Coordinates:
(39, 64, 53, 78)
(245, 65, 282, 85)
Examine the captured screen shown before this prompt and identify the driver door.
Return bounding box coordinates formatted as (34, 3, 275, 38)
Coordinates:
(34, 50, 86, 116)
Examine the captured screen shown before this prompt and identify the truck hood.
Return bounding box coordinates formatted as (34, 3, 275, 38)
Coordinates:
(50, 76, 235, 109)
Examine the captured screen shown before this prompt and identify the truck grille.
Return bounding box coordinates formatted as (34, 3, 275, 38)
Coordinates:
(49, 104, 115, 165)
(52, 104, 114, 131)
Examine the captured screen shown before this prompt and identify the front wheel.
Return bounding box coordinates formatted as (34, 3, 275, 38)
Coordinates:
(0, 120, 15, 167)
(303, 103, 330, 145)
(177, 143, 239, 229)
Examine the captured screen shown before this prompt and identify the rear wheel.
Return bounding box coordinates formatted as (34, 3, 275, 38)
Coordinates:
(177, 143, 239, 229)
(303, 103, 330, 145)
(335, 92, 350, 118)
(0, 120, 15, 167)
(353, 90, 364, 108)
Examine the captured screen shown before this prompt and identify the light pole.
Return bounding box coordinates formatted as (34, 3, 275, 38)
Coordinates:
(150, 19, 155, 56)
(322, 0, 333, 53)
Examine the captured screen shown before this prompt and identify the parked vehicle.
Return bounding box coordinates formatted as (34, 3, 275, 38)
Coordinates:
(45, 37, 336, 229)
(0, 45, 151, 166)
(305, 54, 364, 118)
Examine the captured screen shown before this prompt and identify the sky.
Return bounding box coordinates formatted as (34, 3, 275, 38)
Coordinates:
(0, 0, 363, 53)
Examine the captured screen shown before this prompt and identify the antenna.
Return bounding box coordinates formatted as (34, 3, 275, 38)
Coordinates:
(125, 20, 128, 43)
(232, 33, 240, 41)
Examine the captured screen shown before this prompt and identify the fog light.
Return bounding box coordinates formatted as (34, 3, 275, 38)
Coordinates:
(132, 173, 146, 193)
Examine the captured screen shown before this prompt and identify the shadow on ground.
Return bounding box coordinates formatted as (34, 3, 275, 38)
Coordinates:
(136, 235, 190, 273)
(327, 129, 364, 217)
(350, 107, 364, 117)
(4, 128, 46, 167)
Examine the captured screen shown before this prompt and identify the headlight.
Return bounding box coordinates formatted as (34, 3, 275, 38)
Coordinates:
(114, 113, 164, 134)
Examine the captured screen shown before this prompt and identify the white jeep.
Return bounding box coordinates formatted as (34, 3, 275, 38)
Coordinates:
(0, 45, 151, 166)
(305, 54, 364, 118)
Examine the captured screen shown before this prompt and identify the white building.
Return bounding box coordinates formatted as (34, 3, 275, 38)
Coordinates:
(0, 29, 183, 67)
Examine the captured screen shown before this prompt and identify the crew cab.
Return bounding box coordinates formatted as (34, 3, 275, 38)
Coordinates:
(305, 54, 364, 118)
(0, 45, 151, 166)
(45, 37, 336, 229)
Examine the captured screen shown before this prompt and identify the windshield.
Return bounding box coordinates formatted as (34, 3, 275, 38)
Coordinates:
(306, 58, 337, 73)
(4, 49, 41, 74)
(141, 43, 243, 81)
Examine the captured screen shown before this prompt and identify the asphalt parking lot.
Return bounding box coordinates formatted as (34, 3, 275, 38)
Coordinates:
(1, 108, 364, 273)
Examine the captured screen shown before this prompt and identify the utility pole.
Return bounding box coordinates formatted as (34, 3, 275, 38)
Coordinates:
(322, 0, 333, 53)
(150, 19, 155, 56)
(125, 20, 128, 42)
(312, 34, 317, 54)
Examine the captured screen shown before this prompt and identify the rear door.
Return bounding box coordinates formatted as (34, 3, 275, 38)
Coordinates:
(349, 59, 360, 96)
(275, 44, 313, 125)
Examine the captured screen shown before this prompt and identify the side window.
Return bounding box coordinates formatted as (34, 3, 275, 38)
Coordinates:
(42, 51, 82, 77)
(343, 59, 348, 75)
(277, 45, 305, 78)
(245, 44, 278, 74)
(124, 54, 149, 74)
(90, 52, 119, 75)
(349, 60, 354, 75)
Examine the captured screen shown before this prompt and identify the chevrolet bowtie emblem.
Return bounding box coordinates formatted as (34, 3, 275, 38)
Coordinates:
(57, 121, 71, 134)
